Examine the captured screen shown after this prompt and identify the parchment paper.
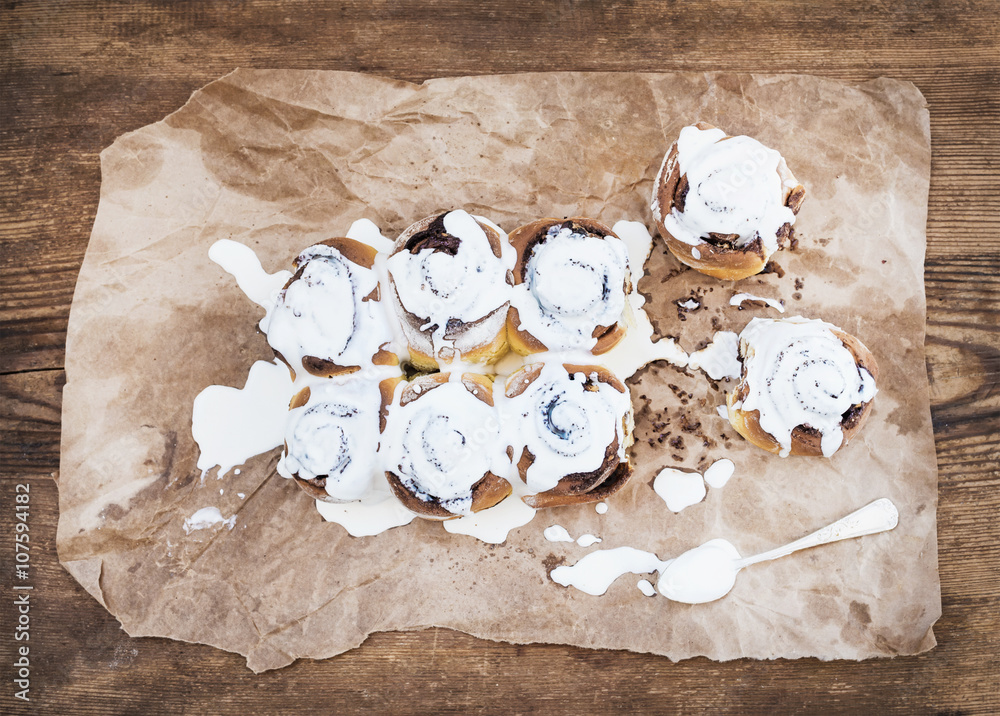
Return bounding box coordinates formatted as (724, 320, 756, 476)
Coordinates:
(59, 70, 939, 672)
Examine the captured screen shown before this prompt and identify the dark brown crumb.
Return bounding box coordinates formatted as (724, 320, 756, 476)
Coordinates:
(760, 261, 785, 278)
(542, 554, 566, 573)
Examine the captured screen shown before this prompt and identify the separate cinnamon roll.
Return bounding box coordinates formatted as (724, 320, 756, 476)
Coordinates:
(278, 376, 403, 503)
(381, 372, 511, 519)
(503, 362, 634, 508)
(267, 238, 397, 380)
(652, 122, 806, 281)
(726, 316, 878, 457)
(507, 218, 631, 355)
(385, 210, 514, 371)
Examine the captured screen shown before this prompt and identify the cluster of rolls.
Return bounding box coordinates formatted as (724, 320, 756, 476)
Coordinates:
(652, 123, 878, 457)
(269, 211, 636, 518)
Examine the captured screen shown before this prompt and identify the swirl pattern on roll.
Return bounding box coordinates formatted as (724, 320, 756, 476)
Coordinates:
(386, 210, 514, 368)
(651, 123, 805, 280)
(503, 362, 633, 505)
(381, 373, 510, 518)
(733, 317, 878, 457)
(267, 239, 392, 379)
(278, 378, 389, 503)
(508, 218, 630, 354)
(660, 125, 796, 252)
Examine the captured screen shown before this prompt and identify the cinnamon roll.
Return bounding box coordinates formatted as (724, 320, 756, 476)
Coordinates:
(507, 218, 631, 355)
(278, 376, 402, 503)
(503, 362, 634, 508)
(651, 122, 806, 281)
(267, 238, 397, 380)
(381, 372, 512, 518)
(726, 317, 878, 457)
(385, 210, 514, 371)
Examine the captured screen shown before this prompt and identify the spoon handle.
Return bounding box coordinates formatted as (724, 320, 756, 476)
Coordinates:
(737, 498, 899, 569)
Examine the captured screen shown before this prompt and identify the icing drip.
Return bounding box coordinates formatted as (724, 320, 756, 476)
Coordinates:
(267, 242, 390, 379)
(442, 479, 537, 543)
(183, 506, 237, 534)
(209, 240, 292, 332)
(315, 482, 415, 537)
(278, 379, 383, 502)
(688, 331, 740, 381)
(637, 579, 657, 596)
(738, 316, 878, 457)
(662, 125, 795, 255)
(598, 221, 690, 377)
(550, 547, 668, 596)
(653, 468, 706, 513)
(544, 525, 574, 542)
(502, 362, 631, 493)
(381, 379, 504, 515)
(192, 359, 294, 480)
(386, 210, 513, 362)
(703, 458, 736, 488)
(510, 223, 629, 351)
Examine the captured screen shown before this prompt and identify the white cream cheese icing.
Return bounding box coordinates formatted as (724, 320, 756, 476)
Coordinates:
(738, 316, 878, 457)
(653, 467, 707, 513)
(703, 458, 736, 489)
(183, 506, 236, 534)
(544, 525, 574, 542)
(192, 359, 294, 480)
(687, 330, 740, 381)
(501, 363, 631, 493)
(386, 210, 513, 363)
(550, 547, 668, 596)
(267, 242, 391, 380)
(509, 222, 629, 351)
(381, 379, 504, 516)
(659, 125, 796, 256)
(277, 378, 384, 502)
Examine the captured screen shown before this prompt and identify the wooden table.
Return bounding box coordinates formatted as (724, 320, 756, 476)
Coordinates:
(2, 2, 997, 713)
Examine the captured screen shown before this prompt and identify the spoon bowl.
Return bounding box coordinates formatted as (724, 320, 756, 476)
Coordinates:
(656, 498, 899, 604)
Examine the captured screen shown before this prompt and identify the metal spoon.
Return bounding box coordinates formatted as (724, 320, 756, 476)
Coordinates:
(656, 498, 900, 604)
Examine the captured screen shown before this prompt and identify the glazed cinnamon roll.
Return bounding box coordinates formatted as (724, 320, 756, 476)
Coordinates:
(267, 238, 397, 380)
(652, 122, 806, 281)
(381, 373, 511, 518)
(726, 317, 878, 457)
(507, 218, 631, 355)
(503, 362, 634, 508)
(278, 376, 402, 503)
(385, 210, 514, 371)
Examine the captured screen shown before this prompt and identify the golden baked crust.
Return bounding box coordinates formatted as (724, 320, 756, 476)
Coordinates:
(653, 122, 806, 281)
(506, 217, 629, 355)
(384, 372, 512, 519)
(726, 328, 879, 456)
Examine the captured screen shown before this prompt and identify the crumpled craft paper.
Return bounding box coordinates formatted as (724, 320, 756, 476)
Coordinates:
(59, 70, 940, 672)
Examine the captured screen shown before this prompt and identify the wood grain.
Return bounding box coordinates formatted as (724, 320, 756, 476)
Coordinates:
(2, 1, 998, 714)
